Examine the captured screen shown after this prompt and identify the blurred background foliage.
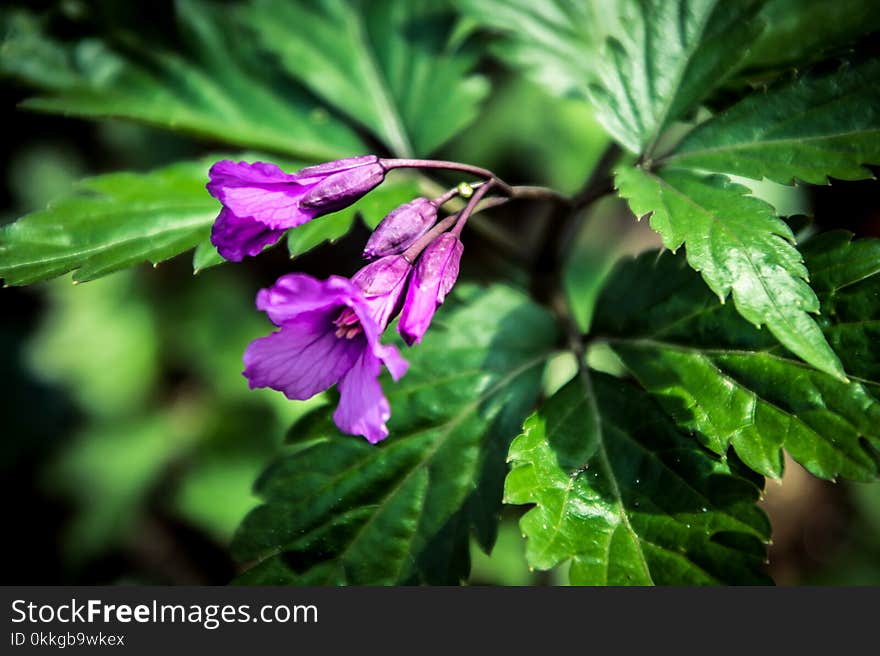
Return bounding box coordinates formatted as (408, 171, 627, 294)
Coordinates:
(1, 0, 879, 584)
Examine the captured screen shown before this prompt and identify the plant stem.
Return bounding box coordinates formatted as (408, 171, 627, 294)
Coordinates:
(452, 181, 495, 237)
(530, 143, 622, 306)
(381, 158, 514, 196)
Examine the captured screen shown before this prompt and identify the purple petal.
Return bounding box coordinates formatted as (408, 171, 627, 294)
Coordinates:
(207, 160, 317, 229)
(398, 234, 463, 345)
(256, 274, 361, 326)
(377, 343, 408, 381)
(243, 314, 362, 400)
(351, 255, 412, 329)
(333, 352, 391, 443)
(210, 208, 285, 261)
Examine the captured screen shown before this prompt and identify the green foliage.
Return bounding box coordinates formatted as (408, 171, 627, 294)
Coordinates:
(0, 157, 423, 285)
(0, 159, 218, 285)
(742, 0, 880, 72)
(0, 2, 364, 161)
(245, 0, 489, 157)
(615, 166, 845, 380)
(455, 0, 612, 101)
(592, 236, 880, 481)
(666, 59, 880, 184)
(232, 285, 558, 584)
(506, 371, 771, 585)
(585, 0, 764, 154)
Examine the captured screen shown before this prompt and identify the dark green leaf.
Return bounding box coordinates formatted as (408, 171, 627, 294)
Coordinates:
(232, 285, 558, 584)
(615, 166, 845, 380)
(0, 2, 365, 161)
(665, 59, 880, 184)
(742, 0, 880, 73)
(246, 0, 489, 157)
(505, 371, 771, 585)
(592, 237, 880, 481)
(586, 0, 764, 154)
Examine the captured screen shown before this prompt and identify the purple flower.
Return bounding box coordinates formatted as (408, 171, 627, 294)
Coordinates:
(207, 156, 385, 261)
(363, 197, 437, 259)
(243, 272, 408, 443)
(398, 233, 463, 346)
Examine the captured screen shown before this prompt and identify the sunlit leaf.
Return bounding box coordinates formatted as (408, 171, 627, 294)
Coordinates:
(615, 166, 845, 380)
(505, 371, 770, 585)
(592, 235, 880, 481)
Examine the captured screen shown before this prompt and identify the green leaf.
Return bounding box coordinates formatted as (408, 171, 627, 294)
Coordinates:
(615, 166, 846, 381)
(455, 0, 610, 101)
(742, 0, 880, 73)
(505, 371, 771, 585)
(592, 238, 880, 481)
(586, 0, 764, 154)
(286, 175, 421, 258)
(232, 285, 558, 584)
(0, 159, 218, 285)
(666, 59, 880, 184)
(245, 0, 489, 157)
(0, 2, 365, 161)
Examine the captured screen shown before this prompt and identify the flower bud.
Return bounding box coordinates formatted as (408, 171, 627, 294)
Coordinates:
(363, 198, 437, 259)
(299, 157, 387, 211)
(398, 233, 463, 346)
(351, 255, 412, 330)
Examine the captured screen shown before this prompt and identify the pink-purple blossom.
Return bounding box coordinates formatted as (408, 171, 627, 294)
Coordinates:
(207, 156, 385, 261)
(243, 266, 409, 443)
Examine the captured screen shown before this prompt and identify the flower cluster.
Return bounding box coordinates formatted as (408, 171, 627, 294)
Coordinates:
(206, 156, 494, 442)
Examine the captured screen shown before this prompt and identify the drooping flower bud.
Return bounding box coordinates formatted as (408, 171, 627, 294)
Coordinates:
(207, 156, 386, 261)
(398, 233, 463, 346)
(351, 255, 412, 330)
(363, 197, 437, 259)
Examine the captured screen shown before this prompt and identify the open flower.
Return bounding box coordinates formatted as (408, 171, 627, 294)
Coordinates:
(398, 233, 463, 345)
(243, 272, 408, 443)
(207, 156, 385, 261)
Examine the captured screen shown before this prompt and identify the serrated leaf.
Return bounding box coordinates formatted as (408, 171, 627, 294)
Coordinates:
(0, 159, 218, 285)
(615, 166, 845, 380)
(286, 176, 421, 258)
(0, 1, 364, 161)
(665, 59, 880, 184)
(505, 371, 771, 585)
(0, 155, 423, 285)
(232, 285, 558, 584)
(592, 238, 880, 481)
(246, 0, 489, 157)
(455, 0, 614, 100)
(586, 0, 764, 154)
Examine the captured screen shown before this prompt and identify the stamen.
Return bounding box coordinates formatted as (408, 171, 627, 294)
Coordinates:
(333, 307, 363, 339)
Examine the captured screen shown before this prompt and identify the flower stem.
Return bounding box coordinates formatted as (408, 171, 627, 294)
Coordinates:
(451, 180, 495, 237)
(381, 158, 514, 196)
